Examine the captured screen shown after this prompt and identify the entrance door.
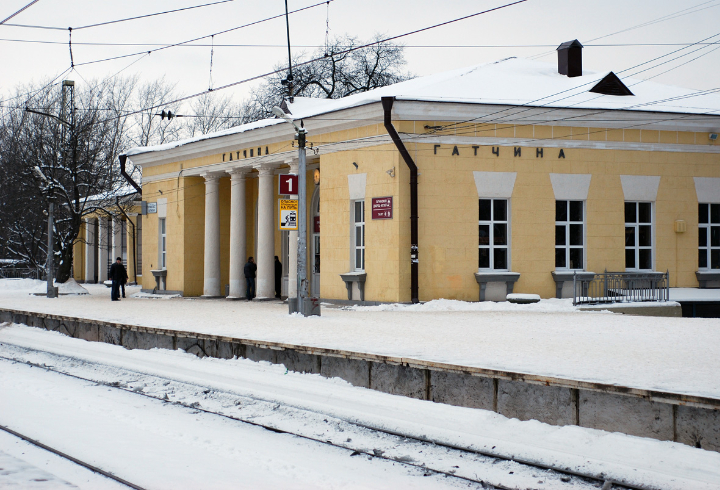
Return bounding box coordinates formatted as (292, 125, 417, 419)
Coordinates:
(311, 187, 320, 297)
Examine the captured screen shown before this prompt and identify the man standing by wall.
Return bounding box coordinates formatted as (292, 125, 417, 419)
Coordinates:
(109, 257, 126, 301)
(244, 257, 257, 301)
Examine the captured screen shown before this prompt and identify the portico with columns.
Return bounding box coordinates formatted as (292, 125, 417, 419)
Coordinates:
(156, 149, 319, 299)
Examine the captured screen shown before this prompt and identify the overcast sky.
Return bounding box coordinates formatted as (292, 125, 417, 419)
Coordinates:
(1, 0, 719, 108)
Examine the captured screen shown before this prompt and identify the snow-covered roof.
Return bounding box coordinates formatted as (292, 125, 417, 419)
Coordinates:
(83, 185, 138, 204)
(128, 57, 720, 157)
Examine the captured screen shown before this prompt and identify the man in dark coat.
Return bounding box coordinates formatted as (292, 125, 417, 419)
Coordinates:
(274, 255, 282, 299)
(109, 257, 127, 301)
(244, 257, 257, 301)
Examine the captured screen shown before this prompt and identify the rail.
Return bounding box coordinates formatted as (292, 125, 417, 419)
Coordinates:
(573, 270, 670, 306)
(0, 266, 56, 280)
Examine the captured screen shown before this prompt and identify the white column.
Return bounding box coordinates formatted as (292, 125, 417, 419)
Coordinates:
(84, 218, 96, 283)
(98, 218, 109, 282)
(228, 169, 248, 299)
(203, 173, 222, 297)
(112, 217, 122, 263)
(255, 165, 276, 299)
(287, 160, 299, 299)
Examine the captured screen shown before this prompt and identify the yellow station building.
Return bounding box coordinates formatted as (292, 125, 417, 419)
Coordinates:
(73, 43, 720, 304)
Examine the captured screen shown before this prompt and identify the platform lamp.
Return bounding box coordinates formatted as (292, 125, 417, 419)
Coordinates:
(272, 106, 318, 317)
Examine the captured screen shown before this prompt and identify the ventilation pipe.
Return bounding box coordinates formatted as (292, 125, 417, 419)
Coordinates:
(557, 39, 583, 77)
(381, 96, 419, 304)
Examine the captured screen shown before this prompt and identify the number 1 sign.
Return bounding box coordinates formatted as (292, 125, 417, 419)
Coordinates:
(279, 174, 298, 195)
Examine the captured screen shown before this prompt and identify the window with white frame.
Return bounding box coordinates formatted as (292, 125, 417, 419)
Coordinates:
(353, 200, 365, 271)
(625, 202, 653, 270)
(159, 218, 167, 269)
(478, 199, 509, 270)
(555, 200, 584, 269)
(699, 203, 720, 270)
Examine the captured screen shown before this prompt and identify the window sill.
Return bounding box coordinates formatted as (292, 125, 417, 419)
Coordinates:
(474, 272, 520, 301)
(340, 272, 367, 301)
(696, 271, 720, 288)
(551, 271, 596, 299)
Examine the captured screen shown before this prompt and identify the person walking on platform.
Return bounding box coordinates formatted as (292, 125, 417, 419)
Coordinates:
(244, 257, 257, 301)
(109, 257, 127, 301)
(274, 256, 282, 299)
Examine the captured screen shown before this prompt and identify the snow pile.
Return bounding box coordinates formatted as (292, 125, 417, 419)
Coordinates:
(506, 293, 541, 304)
(31, 278, 89, 296)
(350, 297, 580, 312)
(0, 278, 44, 292)
(131, 291, 181, 300)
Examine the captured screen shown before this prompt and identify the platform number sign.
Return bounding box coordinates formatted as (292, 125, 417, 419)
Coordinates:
(279, 199, 299, 231)
(279, 174, 298, 195)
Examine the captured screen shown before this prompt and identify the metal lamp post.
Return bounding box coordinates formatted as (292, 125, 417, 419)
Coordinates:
(33, 166, 57, 298)
(272, 106, 318, 317)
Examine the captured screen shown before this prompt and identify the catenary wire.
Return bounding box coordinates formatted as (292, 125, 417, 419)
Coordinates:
(3, 38, 720, 48)
(0, 0, 42, 25)
(0, 0, 234, 31)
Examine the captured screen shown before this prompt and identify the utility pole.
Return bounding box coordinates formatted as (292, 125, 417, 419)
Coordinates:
(33, 165, 56, 298)
(272, 107, 318, 316)
(296, 125, 308, 312)
(28, 80, 74, 297)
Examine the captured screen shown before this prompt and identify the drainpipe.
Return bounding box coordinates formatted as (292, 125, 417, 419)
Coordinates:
(381, 97, 419, 304)
(119, 154, 142, 195)
(116, 197, 137, 285)
(117, 154, 140, 284)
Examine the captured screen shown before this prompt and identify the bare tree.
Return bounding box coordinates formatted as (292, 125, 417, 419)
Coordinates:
(129, 77, 183, 148)
(0, 78, 136, 282)
(184, 92, 242, 138)
(243, 34, 413, 122)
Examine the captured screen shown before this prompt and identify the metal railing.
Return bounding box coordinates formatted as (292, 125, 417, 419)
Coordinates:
(0, 266, 56, 280)
(573, 270, 670, 305)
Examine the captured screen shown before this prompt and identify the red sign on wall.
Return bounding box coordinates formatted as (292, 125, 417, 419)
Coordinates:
(314, 216, 320, 233)
(371, 196, 393, 220)
(278, 174, 298, 195)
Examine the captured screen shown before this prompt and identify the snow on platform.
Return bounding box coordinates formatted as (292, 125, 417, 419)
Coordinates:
(0, 281, 719, 400)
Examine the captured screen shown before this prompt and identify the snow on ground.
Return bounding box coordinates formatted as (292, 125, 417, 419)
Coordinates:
(130, 291, 182, 300)
(2, 325, 720, 490)
(351, 297, 579, 312)
(0, 282, 719, 399)
(31, 278, 89, 296)
(0, 327, 513, 490)
(0, 431, 127, 489)
(0, 278, 88, 296)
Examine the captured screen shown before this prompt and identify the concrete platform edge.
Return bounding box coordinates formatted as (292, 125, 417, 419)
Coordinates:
(1, 307, 718, 452)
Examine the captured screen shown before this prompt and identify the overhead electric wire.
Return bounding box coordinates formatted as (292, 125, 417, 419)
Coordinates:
(3, 38, 720, 49)
(64, 1, 333, 69)
(528, 0, 720, 60)
(0, 0, 42, 25)
(432, 29, 720, 136)
(91, 0, 528, 126)
(0, 0, 234, 31)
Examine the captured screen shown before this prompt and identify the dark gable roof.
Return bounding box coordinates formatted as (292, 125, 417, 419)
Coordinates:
(589, 72, 634, 96)
(557, 39, 584, 50)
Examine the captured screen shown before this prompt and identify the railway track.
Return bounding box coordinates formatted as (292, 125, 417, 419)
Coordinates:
(0, 341, 646, 490)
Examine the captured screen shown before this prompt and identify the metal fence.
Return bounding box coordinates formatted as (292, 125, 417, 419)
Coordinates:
(573, 270, 670, 305)
(0, 266, 58, 280)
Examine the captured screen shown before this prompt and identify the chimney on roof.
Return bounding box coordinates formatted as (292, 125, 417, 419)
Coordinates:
(557, 40, 583, 77)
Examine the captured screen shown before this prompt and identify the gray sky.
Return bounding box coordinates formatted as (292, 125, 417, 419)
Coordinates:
(1, 0, 719, 108)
